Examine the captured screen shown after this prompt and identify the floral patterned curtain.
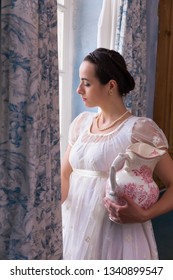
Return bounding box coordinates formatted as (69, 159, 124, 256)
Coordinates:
(115, 0, 147, 116)
(0, 0, 62, 259)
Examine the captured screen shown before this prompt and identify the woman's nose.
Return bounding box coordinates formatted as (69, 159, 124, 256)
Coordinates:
(76, 84, 84, 95)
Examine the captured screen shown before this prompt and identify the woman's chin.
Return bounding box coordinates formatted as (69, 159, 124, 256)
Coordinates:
(83, 101, 96, 108)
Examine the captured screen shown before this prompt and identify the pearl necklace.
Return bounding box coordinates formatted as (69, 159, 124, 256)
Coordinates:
(96, 110, 129, 131)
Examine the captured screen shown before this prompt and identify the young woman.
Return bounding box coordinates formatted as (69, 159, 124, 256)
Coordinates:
(61, 48, 173, 259)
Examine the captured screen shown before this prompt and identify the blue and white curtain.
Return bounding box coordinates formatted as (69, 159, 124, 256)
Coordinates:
(115, 0, 147, 116)
(0, 0, 62, 259)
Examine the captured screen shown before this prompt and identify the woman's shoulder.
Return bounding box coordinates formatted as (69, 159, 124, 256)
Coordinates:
(77, 110, 97, 119)
(132, 116, 163, 132)
(68, 111, 97, 146)
(72, 111, 97, 127)
(126, 115, 155, 126)
(131, 116, 169, 149)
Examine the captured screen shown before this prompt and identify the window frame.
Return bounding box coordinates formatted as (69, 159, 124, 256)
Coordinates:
(57, 0, 73, 159)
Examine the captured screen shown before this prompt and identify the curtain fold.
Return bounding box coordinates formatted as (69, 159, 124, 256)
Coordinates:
(115, 0, 147, 116)
(97, 0, 121, 49)
(0, 0, 62, 259)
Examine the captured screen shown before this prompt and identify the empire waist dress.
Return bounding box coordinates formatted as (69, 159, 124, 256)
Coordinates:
(62, 111, 168, 260)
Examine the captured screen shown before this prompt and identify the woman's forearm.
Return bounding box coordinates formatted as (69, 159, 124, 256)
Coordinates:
(145, 185, 173, 221)
(61, 177, 70, 204)
(61, 144, 73, 204)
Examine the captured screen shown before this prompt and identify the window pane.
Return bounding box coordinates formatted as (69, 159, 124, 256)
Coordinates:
(57, 0, 64, 5)
(59, 75, 62, 132)
(57, 9, 64, 71)
(59, 75, 62, 103)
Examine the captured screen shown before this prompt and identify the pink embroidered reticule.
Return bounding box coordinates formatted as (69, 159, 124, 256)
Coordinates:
(106, 142, 166, 209)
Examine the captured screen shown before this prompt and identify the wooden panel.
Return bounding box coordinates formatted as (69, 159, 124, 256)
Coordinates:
(153, 0, 173, 160)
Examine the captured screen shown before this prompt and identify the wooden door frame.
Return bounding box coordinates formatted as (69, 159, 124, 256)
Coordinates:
(153, 0, 173, 159)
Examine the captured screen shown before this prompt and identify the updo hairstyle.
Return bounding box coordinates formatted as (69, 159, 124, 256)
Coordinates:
(83, 48, 135, 96)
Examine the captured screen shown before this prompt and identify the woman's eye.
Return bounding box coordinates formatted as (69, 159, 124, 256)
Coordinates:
(84, 82, 90, 87)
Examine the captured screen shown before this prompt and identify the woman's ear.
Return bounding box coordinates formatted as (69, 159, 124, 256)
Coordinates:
(109, 80, 117, 90)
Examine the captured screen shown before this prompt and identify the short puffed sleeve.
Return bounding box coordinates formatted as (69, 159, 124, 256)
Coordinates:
(131, 117, 169, 149)
(68, 112, 93, 146)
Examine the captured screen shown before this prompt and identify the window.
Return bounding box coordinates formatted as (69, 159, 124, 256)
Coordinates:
(57, 0, 73, 158)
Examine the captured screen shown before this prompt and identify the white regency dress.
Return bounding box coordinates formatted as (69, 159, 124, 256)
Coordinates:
(62, 111, 168, 260)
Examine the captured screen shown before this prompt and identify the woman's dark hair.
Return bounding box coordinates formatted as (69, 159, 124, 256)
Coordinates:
(83, 48, 135, 96)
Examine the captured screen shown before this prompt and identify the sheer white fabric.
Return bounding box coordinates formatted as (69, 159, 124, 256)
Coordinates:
(97, 0, 121, 49)
(62, 112, 168, 260)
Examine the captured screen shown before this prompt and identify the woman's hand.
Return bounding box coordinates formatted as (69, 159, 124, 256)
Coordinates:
(103, 195, 149, 224)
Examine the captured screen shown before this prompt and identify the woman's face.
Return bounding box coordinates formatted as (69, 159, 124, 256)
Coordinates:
(76, 61, 109, 108)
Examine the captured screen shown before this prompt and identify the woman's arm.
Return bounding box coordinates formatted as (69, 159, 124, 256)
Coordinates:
(146, 152, 173, 219)
(104, 152, 173, 224)
(61, 144, 73, 204)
